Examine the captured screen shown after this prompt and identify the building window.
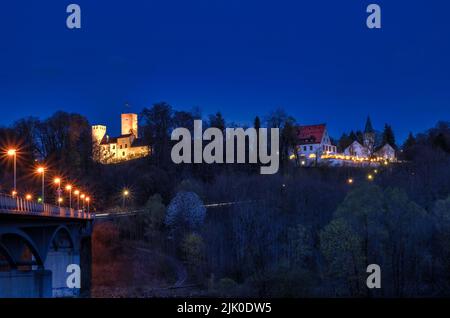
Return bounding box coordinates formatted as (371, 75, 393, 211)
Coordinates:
(310, 146, 313, 151)
(120, 145, 122, 149)
(125, 144, 128, 148)
(303, 146, 307, 151)
(122, 152, 125, 156)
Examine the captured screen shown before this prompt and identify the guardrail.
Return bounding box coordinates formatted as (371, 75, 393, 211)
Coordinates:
(0, 193, 94, 220)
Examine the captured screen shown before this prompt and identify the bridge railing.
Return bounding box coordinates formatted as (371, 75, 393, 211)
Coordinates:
(0, 193, 93, 220)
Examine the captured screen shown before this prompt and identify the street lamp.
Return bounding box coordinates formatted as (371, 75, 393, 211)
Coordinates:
(36, 166, 45, 203)
(7, 149, 17, 196)
(122, 189, 129, 208)
(80, 194, 85, 211)
(65, 185, 73, 209)
(85, 197, 90, 213)
(25, 194, 32, 201)
(74, 190, 80, 211)
(54, 178, 62, 206)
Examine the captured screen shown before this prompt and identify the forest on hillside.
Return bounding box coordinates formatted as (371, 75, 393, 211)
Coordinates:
(1, 103, 449, 297)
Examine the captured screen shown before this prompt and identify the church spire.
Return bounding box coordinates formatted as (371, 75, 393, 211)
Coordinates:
(364, 116, 374, 134)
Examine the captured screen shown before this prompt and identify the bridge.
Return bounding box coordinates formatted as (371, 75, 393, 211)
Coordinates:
(0, 193, 94, 298)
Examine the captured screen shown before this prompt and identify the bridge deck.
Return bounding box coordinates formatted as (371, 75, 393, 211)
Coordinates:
(0, 194, 93, 220)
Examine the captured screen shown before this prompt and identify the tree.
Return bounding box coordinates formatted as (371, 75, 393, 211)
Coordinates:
(382, 124, 396, 148)
(208, 112, 225, 131)
(141, 102, 173, 165)
(338, 133, 353, 152)
(265, 107, 295, 129)
(265, 108, 296, 169)
(431, 196, 450, 290)
(36, 111, 92, 174)
(142, 194, 166, 244)
(253, 116, 261, 130)
(320, 218, 365, 296)
(182, 232, 205, 278)
(165, 191, 206, 239)
(173, 110, 195, 134)
(403, 132, 416, 150)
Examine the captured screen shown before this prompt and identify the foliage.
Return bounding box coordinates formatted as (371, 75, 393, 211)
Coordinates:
(166, 191, 206, 235)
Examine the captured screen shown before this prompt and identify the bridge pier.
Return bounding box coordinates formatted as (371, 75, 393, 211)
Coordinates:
(80, 236, 92, 296)
(45, 249, 81, 297)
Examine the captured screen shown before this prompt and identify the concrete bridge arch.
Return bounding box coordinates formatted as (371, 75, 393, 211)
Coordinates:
(0, 228, 45, 269)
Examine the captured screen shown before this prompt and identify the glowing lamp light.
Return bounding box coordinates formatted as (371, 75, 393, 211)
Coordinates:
(7, 149, 16, 156)
(123, 190, 129, 197)
(80, 194, 85, 199)
(367, 174, 374, 181)
(11, 190, 17, 197)
(347, 178, 354, 185)
(58, 197, 63, 203)
(25, 194, 32, 201)
(74, 190, 80, 196)
(36, 167, 45, 174)
(65, 185, 72, 191)
(85, 197, 90, 202)
(54, 178, 61, 185)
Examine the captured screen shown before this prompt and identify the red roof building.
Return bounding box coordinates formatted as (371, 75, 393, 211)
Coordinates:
(295, 124, 336, 159)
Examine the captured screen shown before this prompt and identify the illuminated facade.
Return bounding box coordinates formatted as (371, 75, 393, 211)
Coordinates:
(295, 124, 337, 159)
(92, 113, 150, 164)
(343, 117, 396, 161)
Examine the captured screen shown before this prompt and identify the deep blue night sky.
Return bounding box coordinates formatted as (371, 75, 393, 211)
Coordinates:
(0, 0, 449, 141)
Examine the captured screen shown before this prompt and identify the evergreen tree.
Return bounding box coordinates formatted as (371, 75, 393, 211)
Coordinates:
(403, 132, 416, 150)
(382, 124, 396, 148)
(338, 133, 352, 152)
(254, 116, 261, 130)
(208, 112, 225, 131)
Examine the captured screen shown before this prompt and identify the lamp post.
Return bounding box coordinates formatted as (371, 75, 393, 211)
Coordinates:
(36, 167, 45, 203)
(65, 185, 72, 209)
(85, 197, 90, 213)
(80, 194, 85, 211)
(54, 178, 61, 206)
(74, 190, 80, 211)
(7, 149, 17, 196)
(123, 190, 129, 208)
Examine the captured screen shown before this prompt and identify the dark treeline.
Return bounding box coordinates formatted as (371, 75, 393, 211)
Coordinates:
(1, 103, 450, 297)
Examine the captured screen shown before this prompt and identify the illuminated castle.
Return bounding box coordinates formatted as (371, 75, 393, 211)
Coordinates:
(92, 113, 150, 164)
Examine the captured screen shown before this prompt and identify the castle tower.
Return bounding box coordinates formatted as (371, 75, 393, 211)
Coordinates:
(92, 125, 107, 144)
(363, 116, 375, 155)
(121, 113, 138, 137)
